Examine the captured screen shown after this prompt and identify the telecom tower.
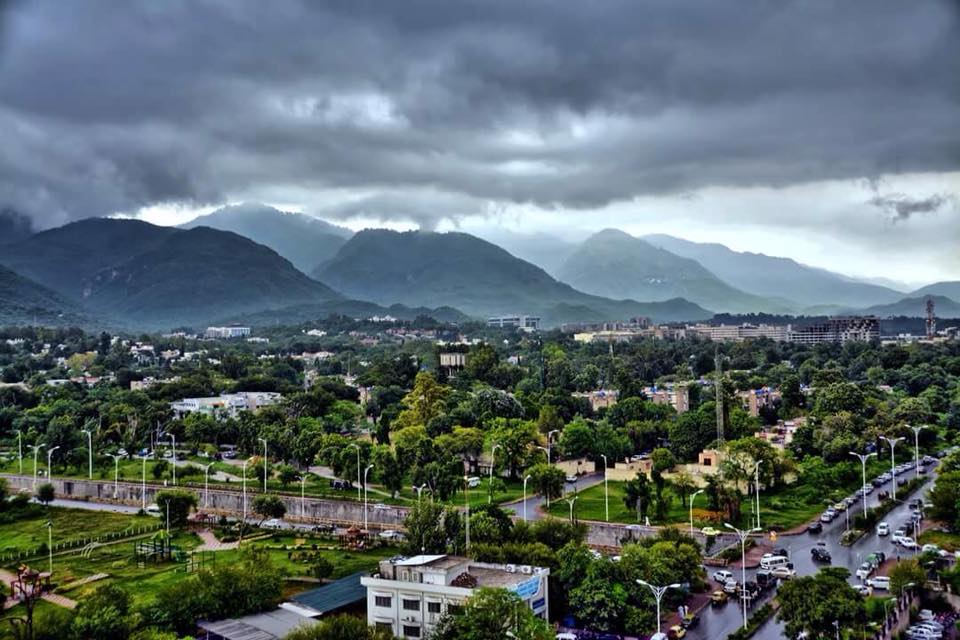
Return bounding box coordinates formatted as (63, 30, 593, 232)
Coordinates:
(926, 297, 937, 339)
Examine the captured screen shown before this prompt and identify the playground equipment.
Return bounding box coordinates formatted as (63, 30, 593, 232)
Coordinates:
(133, 531, 182, 568)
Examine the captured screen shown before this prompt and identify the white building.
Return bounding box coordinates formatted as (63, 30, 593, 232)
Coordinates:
(687, 323, 791, 342)
(361, 555, 549, 639)
(170, 391, 282, 419)
(787, 317, 880, 345)
(487, 315, 541, 331)
(204, 326, 251, 339)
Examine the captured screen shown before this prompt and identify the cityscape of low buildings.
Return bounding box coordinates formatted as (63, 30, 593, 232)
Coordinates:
(642, 383, 690, 414)
(738, 386, 781, 417)
(787, 316, 881, 345)
(170, 391, 282, 418)
(573, 389, 619, 411)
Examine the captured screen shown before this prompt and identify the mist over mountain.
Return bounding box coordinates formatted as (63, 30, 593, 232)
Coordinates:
(0, 265, 90, 327)
(182, 203, 353, 273)
(856, 294, 960, 318)
(644, 234, 903, 308)
(0, 209, 35, 245)
(911, 282, 960, 301)
(315, 229, 711, 325)
(469, 229, 578, 276)
(557, 229, 788, 314)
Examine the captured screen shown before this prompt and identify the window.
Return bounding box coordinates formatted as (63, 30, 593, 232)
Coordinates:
(403, 625, 421, 638)
(375, 595, 392, 608)
(447, 604, 463, 616)
(403, 599, 420, 611)
(427, 601, 441, 614)
(375, 622, 393, 631)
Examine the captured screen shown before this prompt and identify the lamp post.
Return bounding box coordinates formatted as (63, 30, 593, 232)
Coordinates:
(600, 454, 609, 522)
(689, 489, 705, 535)
(565, 495, 578, 523)
(910, 425, 926, 481)
(488, 443, 501, 503)
(636, 579, 681, 638)
(849, 451, 876, 518)
(363, 464, 374, 530)
(416, 484, 429, 504)
(46, 446, 60, 485)
(31, 443, 44, 488)
(349, 443, 362, 502)
(536, 446, 549, 465)
(754, 460, 764, 530)
(16, 430, 22, 474)
(880, 436, 905, 501)
(547, 430, 560, 463)
(139, 455, 148, 510)
(46, 520, 54, 574)
(168, 433, 176, 486)
(108, 454, 122, 498)
(464, 476, 471, 551)
(203, 462, 215, 508)
(258, 437, 268, 492)
(725, 523, 760, 629)
(81, 428, 93, 479)
(300, 472, 308, 519)
(523, 474, 532, 522)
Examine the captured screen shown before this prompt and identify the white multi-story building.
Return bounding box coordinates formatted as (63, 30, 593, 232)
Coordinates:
(361, 555, 549, 639)
(170, 391, 282, 419)
(204, 326, 251, 339)
(687, 323, 791, 342)
(787, 317, 880, 345)
(487, 315, 541, 331)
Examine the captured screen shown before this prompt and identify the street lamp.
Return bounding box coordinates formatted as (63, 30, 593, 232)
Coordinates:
(536, 446, 549, 465)
(910, 425, 926, 481)
(242, 457, 251, 531)
(46, 521, 54, 574)
(139, 455, 148, 510)
(849, 451, 877, 518)
(107, 453, 122, 498)
(725, 522, 760, 629)
(81, 428, 93, 479)
(31, 443, 45, 488)
(46, 446, 61, 485)
(600, 454, 609, 522)
(880, 436, 905, 501)
(15, 430, 22, 474)
(168, 433, 176, 486)
(203, 462, 215, 508)
(488, 443, 501, 503)
(300, 471, 308, 519)
(258, 437, 268, 492)
(349, 443, 362, 502)
(415, 483, 429, 504)
(636, 579, 681, 637)
(753, 460, 764, 530)
(363, 464, 374, 530)
(565, 495, 578, 523)
(689, 489, 705, 535)
(547, 430, 560, 463)
(522, 474, 532, 522)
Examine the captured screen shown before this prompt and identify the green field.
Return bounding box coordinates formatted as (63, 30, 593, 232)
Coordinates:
(0, 506, 158, 556)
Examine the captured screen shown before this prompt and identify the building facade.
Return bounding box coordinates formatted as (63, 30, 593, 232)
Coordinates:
(486, 315, 541, 331)
(204, 326, 252, 339)
(170, 391, 282, 418)
(361, 555, 549, 639)
(787, 317, 880, 345)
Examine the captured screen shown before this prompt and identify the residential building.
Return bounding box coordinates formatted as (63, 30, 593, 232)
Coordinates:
(573, 389, 619, 411)
(487, 315, 541, 331)
(170, 391, 282, 419)
(361, 555, 549, 639)
(204, 326, 251, 339)
(687, 323, 791, 342)
(438, 352, 467, 369)
(130, 376, 180, 391)
(787, 317, 880, 345)
(738, 387, 781, 417)
(642, 384, 690, 414)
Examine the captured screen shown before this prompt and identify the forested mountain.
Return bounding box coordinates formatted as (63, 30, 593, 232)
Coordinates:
(0, 209, 34, 245)
(557, 229, 787, 313)
(182, 203, 352, 273)
(315, 229, 711, 324)
(644, 234, 902, 308)
(911, 282, 960, 301)
(0, 265, 89, 326)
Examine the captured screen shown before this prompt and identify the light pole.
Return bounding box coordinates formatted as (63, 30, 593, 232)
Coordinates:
(416, 483, 429, 504)
(108, 454, 122, 498)
(46, 520, 53, 574)
(168, 433, 176, 486)
(725, 522, 760, 629)
(536, 446, 549, 465)
(565, 495, 578, 523)
(636, 579, 680, 637)
(910, 425, 925, 481)
(363, 464, 374, 530)
(258, 437, 268, 492)
(16, 430, 22, 474)
(754, 460, 764, 530)
(31, 443, 44, 488)
(203, 462, 215, 508)
(46, 446, 60, 486)
(523, 474, 532, 522)
(349, 443, 362, 502)
(300, 472, 308, 519)
(140, 455, 148, 510)
(600, 454, 609, 522)
(880, 436, 905, 501)
(463, 476, 471, 551)
(81, 428, 93, 479)
(689, 489, 705, 535)
(849, 451, 876, 518)
(488, 443, 501, 503)
(241, 457, 252, 539)
(547, 430, 560, 463)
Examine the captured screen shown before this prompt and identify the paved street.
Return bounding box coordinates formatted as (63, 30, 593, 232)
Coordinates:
(503, 471, 607, 521)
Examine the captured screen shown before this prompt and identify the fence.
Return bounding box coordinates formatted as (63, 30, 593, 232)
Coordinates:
(0, 522, 163, 563)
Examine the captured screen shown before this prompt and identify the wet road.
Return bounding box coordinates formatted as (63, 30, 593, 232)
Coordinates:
(688, 470, 935, 640)
(504, 471, 606, 521)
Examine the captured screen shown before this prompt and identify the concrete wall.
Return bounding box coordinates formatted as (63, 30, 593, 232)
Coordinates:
(0, 474, 409, 530)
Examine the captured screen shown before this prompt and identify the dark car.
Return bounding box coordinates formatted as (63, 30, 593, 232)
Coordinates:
(755, 569, 774, 588)
(812, 547, 832, 562)
(806, 521, 823, 534)
(772, 547, 789, 557)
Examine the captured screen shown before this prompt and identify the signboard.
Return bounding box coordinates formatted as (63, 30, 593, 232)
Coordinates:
(512, 577, 541, 600)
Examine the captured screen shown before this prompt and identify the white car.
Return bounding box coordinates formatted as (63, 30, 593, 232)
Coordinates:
(378, 529, 403, 540)
(262, 518, 285, 530)
(877, 522, 890, 536)
(866, 576, 890, 590)
(771, 566, 797, 580)
(906, 626, 941, 639)
(855, 562, 874, 580)
(373, 503, 389, 510)
(853, 584, 872, 596)
(713, 570, 734, 584)
(900, 537, 918, 549)
(723, 579, 738, 594)
(145, 503, 161, 515)
(921, 544, 948, 557)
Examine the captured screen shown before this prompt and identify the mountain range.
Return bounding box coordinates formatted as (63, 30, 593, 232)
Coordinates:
(0, 265, 89, 327)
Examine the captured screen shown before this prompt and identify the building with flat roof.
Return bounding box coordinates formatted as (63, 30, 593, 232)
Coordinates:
(204, 326, 251, 339)
(687, 323, 791, 342)
(487, 315, 541, 331)
(170, 391, 282, 419)
(361, 555, 549, 639)
(787, 317, 880, 345)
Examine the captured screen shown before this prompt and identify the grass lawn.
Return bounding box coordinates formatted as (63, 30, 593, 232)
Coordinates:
(0, 506, 158, 556)
(918, 530, 960, 551)
(395, 476, 526, 509)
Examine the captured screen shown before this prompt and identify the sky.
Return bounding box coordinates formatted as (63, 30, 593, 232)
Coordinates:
(1, 1, 958, 285)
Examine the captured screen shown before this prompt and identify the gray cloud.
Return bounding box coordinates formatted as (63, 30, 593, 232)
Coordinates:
(868, 192, 956, 221)
(0, 0, 958, 230)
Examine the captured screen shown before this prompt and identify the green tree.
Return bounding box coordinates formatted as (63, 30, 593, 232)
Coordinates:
(252, 494, 287, 523)
(527, 463, 565, 504)
(431, 588, 553, 640)
(35, 482, 55, 506)
(928, 470, 960, 530)
(154, 489, 198, 527)
(71, 584, 132, 640)
(402, 501, 454, 555)
(283, 614, 398, 639)
(559, 417, 596, 459)
(392, 372, 449, 430)
(489, 419, 539, 478)
(623, 472, 653, 522)
(889, 559, 926, 596)
(535, 404, 564, 435)
(671, 470, 697, 508)
(776, 568, 866, 639)
(309, 556, 334, 580)
(568, 562, 628, 632)
(371, 447, 404, 498)
(276, 464, 299, 489)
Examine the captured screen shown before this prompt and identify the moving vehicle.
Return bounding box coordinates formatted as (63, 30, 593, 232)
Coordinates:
(877, 522, 890, 536)
(723, 579, 738, 594)
(820, 510, 836, 523)
(701, 526, 721, 537)
(759, 554, 790, 570)
(755, 569, 774, 588)
(771, 566, 796, 579)
(853, 584, 872, 596)
(712, 570, 734, 584)
(668, 624, 686, 639)
(806, 521, 823, 534)
(710, 590, 729, 606)
(680, 612, 700, 629)
(899, 537, 918, 549)
(261, 518, 285, 529)
(855, 562, 874, 580)
(866, 576, 890, 590)
(811, 546, 831, 562)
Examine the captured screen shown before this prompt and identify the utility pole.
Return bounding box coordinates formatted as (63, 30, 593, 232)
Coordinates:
(715, 347, 725, 477)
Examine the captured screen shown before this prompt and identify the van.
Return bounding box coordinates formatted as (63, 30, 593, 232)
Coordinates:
(467, 476, 481, 488)
(712, 570, 734, 584)
(759, 555, 790, 570)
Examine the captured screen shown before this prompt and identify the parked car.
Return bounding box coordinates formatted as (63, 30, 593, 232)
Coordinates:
(262, 518, 285, 530)
(755, 569, 774, 589)
(820, 511, 836, 523)
(771, 566, 797, 580)
(811, 546, 832, 562)
(145, 503, 161, 515)
(467, 476, 481, 488)
(900, 537, 918, 549)
(701, 526, 721, 537)
(723, 579, 738, 594)
(713, 570, 734, 584)
(877, 522, 890, 536)
(806, 521, 823, 534)
(855, 562, 874, 580)
(853, 584, 872, 596)
(866, 576, 890, 590)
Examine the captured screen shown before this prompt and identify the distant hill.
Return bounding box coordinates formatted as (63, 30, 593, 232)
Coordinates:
(221, 301, 470, 327)
(315, 229, 711, 324)
(0, 265, 89, 327)
(469, 229, 578, 276)
(0, 209, 34, 245)
(644, 234, 902, 308)
(83, 226, 340, 328)
(182, 203, 352, 273)
(910, 282, 960, 301)
(858, 295, 960, 318)
(557, 229, 787, 313)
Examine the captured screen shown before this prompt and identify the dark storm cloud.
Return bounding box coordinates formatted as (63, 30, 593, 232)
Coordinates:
(0, 0, 958, 228)
(868, 192, 956, 221)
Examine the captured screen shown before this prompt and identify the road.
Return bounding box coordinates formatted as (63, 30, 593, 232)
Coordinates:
(688, 470, 935, 640)
(503, 471, 607, 521)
